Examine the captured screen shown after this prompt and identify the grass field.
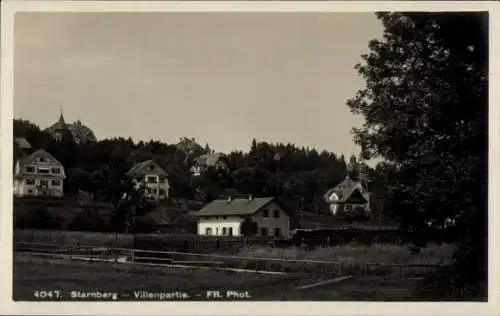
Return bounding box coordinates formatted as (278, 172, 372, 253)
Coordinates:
(239, 243, 454, 265)
(13, 253, 422, 301)
(14, 229, 455, 277)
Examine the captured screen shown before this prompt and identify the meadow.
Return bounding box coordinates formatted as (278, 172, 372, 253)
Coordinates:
(13, 253, 422, 301)
(14, 229, 455, 277)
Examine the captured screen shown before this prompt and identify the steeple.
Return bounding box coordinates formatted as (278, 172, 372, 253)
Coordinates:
(54, 106, 67, 131)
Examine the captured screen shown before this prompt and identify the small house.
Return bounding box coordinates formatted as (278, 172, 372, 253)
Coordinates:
(13, 149, 66, 197)
(190, 153, 230, 177)
(196, 196, 290, 237)
(323, 176, 370, 215)
(126, 160, 170, 201)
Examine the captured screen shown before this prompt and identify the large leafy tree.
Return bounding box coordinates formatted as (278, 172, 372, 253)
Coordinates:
(347, 12, 488, 298)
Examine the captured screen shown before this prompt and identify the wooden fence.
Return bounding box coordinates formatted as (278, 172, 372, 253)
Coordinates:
(14, 241, 448, 277)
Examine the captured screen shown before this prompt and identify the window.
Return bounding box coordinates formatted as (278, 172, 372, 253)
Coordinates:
(25, 179, 35, 185)
(40, 180, 48, 186)
(222, 216, 227, 220)
(262, 209, 269, 217)
(205, 228, 212, 235)
(228, 227, 233, 236)
(158, 177, 165, 183)
(152, 188, 157, 194)
(149, 165, 155, 171)
(51, 167, 61, 174)
(222, 227, 227, 236)
(26, 166, 35, 173)
(274, 228, 281, 237)
(215, 227, 219, 235)
(260, 227, 268, 236)
(159, 189, 166, 195)
(51, 180, 60, 186)
(146, 176, 157, 183)
(37, 168, 50, 174)
(273, 210, 280, 218)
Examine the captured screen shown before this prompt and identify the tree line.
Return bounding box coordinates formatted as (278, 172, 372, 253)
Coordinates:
(13, 119, 401, 222)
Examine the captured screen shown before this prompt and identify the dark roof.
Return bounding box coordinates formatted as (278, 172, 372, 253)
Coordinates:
(52, 112, 68, 131)
(323, 177, 369, 204)
(15, 137, 32, 149)
(14, 149, 65, 178)
(194, 153, 226, 167)
(126, 160, 168, 177)
(196, 197, 275, 217)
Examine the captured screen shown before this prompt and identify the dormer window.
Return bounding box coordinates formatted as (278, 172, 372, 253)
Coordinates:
(26, 166, 35, 173)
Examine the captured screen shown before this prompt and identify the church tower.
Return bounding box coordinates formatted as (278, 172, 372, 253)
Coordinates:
(45, 107, 74, 143)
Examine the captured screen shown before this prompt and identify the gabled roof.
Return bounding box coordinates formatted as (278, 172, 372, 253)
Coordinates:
(15, 149, 65, 178)
(323, 177, 369, 204)
(196, 197, 276, 217)
(126, 160, 168, 177)
(194, 153, 226, 167)
(15, 137, 32, 149)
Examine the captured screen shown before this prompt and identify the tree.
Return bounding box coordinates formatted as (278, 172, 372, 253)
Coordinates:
(240, 216, 258, 236)
(346, 12, 488, 299)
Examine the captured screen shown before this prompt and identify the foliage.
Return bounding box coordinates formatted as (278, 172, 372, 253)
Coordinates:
(240, 216, 258, 236)
(346, 12, 488, 299)
(13, 121, 386, 221)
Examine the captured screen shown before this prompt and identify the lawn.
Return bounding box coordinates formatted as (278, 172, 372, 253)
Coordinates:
(13, 253, 297, 301)
(239, 243, 454, 265)
(13, 253, 423, 301)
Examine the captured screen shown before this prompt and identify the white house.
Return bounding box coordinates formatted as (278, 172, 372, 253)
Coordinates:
(196, 196, 290, 237)
(323, 176, 370, 215)
(126, 160, 170, 201)
(13, 149, 66, 197)
(190, 153, 230, 177)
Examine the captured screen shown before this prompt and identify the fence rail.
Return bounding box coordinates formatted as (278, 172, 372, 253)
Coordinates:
(14, 241, 448, 277)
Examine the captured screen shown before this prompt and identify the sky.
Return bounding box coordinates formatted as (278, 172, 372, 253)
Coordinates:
(14, 12, 384, 159)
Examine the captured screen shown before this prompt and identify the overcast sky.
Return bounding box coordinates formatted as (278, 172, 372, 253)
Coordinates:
(14, 12, 383, 158)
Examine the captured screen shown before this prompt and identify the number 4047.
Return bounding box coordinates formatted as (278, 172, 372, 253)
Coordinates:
(34, 290, 61, 299)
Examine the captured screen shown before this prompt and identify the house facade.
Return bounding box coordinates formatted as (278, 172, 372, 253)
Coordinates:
(126, 160, 170, 201)
(196, 196, 290, 237)
(13, 149, 66, 197)
(323, 176, 370, 215)
(190, 153, 230, 177)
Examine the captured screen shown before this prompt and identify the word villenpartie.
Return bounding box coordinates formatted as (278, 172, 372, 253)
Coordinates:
(33, 290, 252, 301)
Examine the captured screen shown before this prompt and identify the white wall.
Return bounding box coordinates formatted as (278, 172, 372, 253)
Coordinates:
(197, 202, 290, 237)
(133, 174, 170, 200)
(198, 216, 242, 236)
(14, 177, 64, 197)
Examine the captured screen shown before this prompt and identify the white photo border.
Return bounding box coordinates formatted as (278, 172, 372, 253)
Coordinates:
(1, 1, 498, 315)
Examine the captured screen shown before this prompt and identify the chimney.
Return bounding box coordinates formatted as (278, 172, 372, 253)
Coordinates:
(248, 194, 254, 201)
(227, 195, 232, 202)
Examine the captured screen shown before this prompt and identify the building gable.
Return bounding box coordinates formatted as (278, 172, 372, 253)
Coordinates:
(127, 160, 168, 177)
(14, 149, 65, 179)
(344, 188, 368, 204)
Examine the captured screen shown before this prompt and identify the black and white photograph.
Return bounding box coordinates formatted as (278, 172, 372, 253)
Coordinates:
(1, 1, 498, 314)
